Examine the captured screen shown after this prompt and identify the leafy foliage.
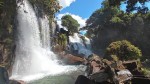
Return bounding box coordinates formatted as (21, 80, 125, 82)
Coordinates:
(110, 16, 123, 23)
(86, 1, 122, 29)
(86, 0, 150, 59)
(57, 34, 67, 50)
(29, 0, 61, 15)
(61, 15, 80, 34)
(105, 40, 142, 60)
(109, 0, 149, 13)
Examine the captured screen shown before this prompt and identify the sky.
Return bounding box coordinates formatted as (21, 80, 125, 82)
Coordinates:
(56, 0, 103, 28)
(57, 0, 150, 28)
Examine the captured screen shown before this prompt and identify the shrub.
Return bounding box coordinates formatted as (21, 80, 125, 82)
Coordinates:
(105, 40, 142, 60)
(58, 34, 67, 50)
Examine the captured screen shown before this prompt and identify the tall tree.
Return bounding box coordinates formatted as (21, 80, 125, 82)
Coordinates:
(61, 15, 80, 34)
(109, 0, 149, 13)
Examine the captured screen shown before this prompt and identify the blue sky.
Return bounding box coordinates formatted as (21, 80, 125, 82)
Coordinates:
(57, 0, 150, 28)
(57, 0, 103, 28)
(58, 0, 103, 18)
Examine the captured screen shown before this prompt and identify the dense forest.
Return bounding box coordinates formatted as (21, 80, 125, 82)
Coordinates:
(86, 0, 150, 60)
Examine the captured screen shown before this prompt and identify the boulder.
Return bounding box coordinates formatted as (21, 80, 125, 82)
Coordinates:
(85, 55, 135, 84)
(75, 75, 112, 84)
(75, 75, 95, 84)
(58, 52, 85, 65)
(59, 52, 84, 65)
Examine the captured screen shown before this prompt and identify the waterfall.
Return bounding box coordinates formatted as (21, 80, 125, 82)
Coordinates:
(69, 33, 92, 58)
(39, 16, 51, 49)
(83, 36, 92, 50)
(11, 0, 78, 82)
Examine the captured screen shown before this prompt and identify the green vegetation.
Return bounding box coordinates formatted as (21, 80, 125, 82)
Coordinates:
(86, 0, 150, 59)
(105, 40, 142, 60)
(109, 0, 149, 13)
(141, 68, 150, 76)
(110, 16, 123, 24)
(29, 0, 61, 15)
(61, 15, 80, 34)
(58, 34, 67, 50)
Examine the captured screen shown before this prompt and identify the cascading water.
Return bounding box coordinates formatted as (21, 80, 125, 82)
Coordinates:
(83, 36, 91, 50)
(11, 0, 78, 82)
(39, 16, 51, 49)
(69, 33, 92, 58)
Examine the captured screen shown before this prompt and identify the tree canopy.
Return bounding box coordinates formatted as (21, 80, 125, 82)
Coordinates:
(61, 15, 80, 34)
(105, 40, 142, 60)
(29, 0, 61, 16)
(109, 0, 149, 13)
(86, 0, 150, 59)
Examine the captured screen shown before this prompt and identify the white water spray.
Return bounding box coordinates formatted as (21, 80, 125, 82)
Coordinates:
(69, 33, 92, 58)
(11, 0, 78, 82)
(39, 16, 51, 49)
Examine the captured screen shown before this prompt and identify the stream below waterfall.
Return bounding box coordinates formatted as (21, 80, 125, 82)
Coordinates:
(28, 69, 84, 84)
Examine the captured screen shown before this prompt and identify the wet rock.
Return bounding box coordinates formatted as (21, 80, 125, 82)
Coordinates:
(116, 69, 133, 83)
(75, 75, 112, 84)
(85, 55, 136, 84)
(0, 66, 9, 84)
(59, 52, 84, 65)
(52, 44, 64, 54)
(75, 75, 95, 84)
(9, 80, 26, 84)
(90, 72, 109, 83)
(75, 53, 150, 84)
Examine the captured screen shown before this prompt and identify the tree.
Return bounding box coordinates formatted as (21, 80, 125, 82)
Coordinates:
(108, 0, 149, 13)
(105, 40, 142, 60)
(61, 15, 80, 34)
(29, 0, 61, 17)
(85, 0, 150, 60)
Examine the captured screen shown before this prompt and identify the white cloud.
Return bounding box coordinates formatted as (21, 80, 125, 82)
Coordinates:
(56, 13, 87, 28)
(58, 0, 76, 9)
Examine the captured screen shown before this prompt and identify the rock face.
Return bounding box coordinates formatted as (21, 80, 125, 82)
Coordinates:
(0, 66, 9, 84)
(0, 0, 16, 69)
(52, 44, 85, 65)
(0, 66, 26, 84)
